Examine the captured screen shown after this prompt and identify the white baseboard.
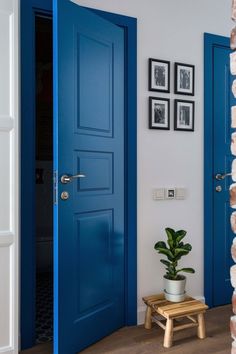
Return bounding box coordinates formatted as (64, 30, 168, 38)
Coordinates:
(138, 305, 147, 325)
(194, 296, 206, 303)
(137, 295, 205, 325)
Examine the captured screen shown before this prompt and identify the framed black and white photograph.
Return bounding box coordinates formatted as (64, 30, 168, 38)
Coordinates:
(174, 99, 195, 131)
(149, 58, 170, 92)
(149, 97, 170, 130)
(174, 63, 195, 96)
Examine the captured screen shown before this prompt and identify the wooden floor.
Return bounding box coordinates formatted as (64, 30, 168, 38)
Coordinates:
(21, 304, 232, 354)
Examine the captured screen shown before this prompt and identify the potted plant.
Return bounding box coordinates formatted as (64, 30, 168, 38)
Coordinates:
(154, 228, 195, 302)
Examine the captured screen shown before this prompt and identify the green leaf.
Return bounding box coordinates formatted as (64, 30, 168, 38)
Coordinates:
(174, 247, 189, 255)
(168, 264, 176, 274)
(182, 243, 192, 252)
(174, 248, 189, 259)
(176, 230, 187, 236)
(165, 228, 175, 249)
(165, 228, 175, 239)
(175, 230, 187, 244)
(155, 247, 175, 261)
(154, 241, 167, 250)
(177, 268, 195, 274)
(160, 259, 171, 267)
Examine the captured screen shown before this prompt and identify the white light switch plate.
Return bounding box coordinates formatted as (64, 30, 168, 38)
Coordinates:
(153, 188, 165, 200)
(175, 188, 186, 199)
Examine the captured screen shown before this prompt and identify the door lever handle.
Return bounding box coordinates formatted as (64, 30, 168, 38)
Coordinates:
(215, 172, 232, 180)
(61, 173, 86, 184)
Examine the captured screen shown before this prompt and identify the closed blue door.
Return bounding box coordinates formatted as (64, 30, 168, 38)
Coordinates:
(53, 1, 124, 353)
(213, 42, 234, 306)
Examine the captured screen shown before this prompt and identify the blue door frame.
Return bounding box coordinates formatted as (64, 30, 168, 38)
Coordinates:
(21, 0, 137, 349)
(204, 33, 230, 308)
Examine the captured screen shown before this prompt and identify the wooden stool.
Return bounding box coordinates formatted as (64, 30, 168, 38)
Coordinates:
(142, 293, 208, 348)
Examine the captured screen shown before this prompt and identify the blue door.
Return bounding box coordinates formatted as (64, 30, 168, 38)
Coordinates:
(212, 41, 234, 306)
(53, 1, 124, 352)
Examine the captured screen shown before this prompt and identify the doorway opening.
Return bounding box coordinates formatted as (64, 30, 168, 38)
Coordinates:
(35, 15, 53, 345)
(204, 33, 232, 307)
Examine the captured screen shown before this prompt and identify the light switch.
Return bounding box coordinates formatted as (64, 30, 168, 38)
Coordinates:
(165, 188, 175, 199)
(153, 188, 165, 200)
(176, 188, 186, 200)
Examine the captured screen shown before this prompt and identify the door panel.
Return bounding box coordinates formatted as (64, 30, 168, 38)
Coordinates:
(75, 210, 113, 312)
(78, 34, 113, 136)
(213, 45, 234, 306)
(54, 1, 124, 352)
(76, 151, 113, 195)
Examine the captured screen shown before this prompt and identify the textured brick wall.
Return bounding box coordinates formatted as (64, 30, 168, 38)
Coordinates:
(230, 3, 236, 353)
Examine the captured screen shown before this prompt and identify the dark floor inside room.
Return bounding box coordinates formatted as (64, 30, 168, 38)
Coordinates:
(36, 273, 53, 344)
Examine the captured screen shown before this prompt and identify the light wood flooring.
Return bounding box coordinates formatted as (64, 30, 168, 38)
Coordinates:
(21, 304, 232, 354)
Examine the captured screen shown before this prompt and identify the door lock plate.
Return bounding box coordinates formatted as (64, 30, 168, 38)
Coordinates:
(61, 191, 69, 200)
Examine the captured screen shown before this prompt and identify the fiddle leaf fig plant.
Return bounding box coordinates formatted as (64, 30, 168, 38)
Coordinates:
(154, 228, 195, 280)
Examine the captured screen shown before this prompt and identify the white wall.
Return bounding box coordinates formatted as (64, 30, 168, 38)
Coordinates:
(75, 0, 232, 323)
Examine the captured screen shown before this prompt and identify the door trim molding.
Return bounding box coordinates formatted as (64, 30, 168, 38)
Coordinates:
(21, 1, 137, 349)
(204, 33, 230, 308)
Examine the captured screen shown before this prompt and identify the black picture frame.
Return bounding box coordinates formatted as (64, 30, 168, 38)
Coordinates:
(149, 58, 170, 93)
(149, 97, 170, 130)
(174, 62, 195, 96)
(174, 99, 195, 131)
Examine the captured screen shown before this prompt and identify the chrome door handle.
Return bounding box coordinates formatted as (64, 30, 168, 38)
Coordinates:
(61, 173, 86, 184)
(215, 173, 232, 180)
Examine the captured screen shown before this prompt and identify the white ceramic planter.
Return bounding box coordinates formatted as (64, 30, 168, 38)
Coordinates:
(164, 275, 186, 302)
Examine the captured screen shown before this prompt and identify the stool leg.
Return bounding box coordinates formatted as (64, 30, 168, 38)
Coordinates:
(197, 313, 206, 339)
(164, 318, 173, 348)
(144, 306, 152, 329)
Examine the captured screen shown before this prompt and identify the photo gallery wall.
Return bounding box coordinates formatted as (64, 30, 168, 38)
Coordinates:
(149, 58, 195, 131)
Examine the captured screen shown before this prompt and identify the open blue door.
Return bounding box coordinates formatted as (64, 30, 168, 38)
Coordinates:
(53, 1, 125, 353)
(212, 41, 234, 306)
